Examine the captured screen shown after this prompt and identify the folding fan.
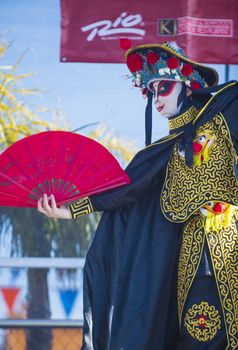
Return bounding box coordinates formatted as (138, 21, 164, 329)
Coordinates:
(0, 131, 131, 207)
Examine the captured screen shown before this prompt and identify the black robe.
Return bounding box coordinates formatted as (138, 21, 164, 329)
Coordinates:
(81, 81, 238, 350)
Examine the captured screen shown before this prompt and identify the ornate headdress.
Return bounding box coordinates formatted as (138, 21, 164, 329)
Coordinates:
(125, 41, 218, 94)
(123, 41, 219, 146)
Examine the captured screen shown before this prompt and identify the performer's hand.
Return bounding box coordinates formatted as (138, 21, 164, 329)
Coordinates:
(37, 194, 71, 219)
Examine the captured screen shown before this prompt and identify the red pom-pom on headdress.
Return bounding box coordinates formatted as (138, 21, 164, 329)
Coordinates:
(167, 57, 179, 69)
(181, 64, 193, 76)
(147, 52, 159, 64)
(120, 38, 132, 50)
(191, 81, 202, 90)
(127, 54, 143, 72)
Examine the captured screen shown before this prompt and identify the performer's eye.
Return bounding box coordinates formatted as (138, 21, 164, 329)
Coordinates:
(198, 135, 206, 142)
(207, 202, 213, 207)
(158, 81, 166, 87)
(157, 81, 176, 96)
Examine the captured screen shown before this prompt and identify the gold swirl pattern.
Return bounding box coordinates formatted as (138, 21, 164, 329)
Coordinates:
(168, 106, 198, 131)
(161, 113, 238, 222)
(178, 215, 205, 327)
(184, 301, 221, 342)
(206, 210, 238, 349)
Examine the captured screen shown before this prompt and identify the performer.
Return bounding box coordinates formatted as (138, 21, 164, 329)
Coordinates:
(38, 42, 238, 350)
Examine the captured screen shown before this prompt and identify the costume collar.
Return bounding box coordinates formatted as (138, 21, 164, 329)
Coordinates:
(168, 105, 198, 133)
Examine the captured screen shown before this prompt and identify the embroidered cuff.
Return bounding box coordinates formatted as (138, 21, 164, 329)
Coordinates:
(68, 197, 94, 219)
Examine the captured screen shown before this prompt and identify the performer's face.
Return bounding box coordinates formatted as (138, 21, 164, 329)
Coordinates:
(152, 80, 183, 118)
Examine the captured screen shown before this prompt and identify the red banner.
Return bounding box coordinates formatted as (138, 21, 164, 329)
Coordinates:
(60, 0, 238, 64)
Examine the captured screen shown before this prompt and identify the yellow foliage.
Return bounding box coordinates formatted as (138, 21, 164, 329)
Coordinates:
(0, 42, 7, 57)
(0, 43, 59, 149)
(88, 125, 137, 166)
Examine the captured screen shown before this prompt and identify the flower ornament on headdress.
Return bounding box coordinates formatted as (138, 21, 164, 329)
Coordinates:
(127, 53, 143, 73)
(125, 41, 218, 96)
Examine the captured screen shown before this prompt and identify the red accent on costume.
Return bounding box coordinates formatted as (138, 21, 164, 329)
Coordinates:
(197, 314, 207, 328)
(192, 142, 203, 154)
(213, 202, 226, 214)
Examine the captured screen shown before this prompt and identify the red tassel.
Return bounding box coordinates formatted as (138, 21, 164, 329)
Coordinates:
(120, 38, 132, 50)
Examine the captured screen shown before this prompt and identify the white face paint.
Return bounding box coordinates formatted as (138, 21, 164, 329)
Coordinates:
(152, 80, 183, 118)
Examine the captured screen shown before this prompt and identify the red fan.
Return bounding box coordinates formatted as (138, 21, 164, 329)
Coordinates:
(0, 131, 131, 207)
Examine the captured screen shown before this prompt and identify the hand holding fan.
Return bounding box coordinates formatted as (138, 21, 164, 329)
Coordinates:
(0, 131, 131, 207)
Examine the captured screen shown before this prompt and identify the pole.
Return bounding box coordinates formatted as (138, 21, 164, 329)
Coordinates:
(225, 64, 230, 82)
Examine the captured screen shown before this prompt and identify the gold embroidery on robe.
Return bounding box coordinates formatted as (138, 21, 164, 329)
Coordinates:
(161, 113, 238, 222)
(168, 106, 198, 131)
(205, 211, 238, 349)
(184, 301, 221, 342)
(178, 210, 238, 349)
(178, 215, 205, 327)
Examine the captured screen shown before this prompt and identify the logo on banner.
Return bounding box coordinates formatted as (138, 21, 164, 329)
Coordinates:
(158, 17, 233, 37)
(81, 12, 145, 41)
(158, 19, 178, 35)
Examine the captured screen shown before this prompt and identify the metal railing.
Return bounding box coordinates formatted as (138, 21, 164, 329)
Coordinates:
(0, 258, 85, 350)
(0, 257, 85, 269)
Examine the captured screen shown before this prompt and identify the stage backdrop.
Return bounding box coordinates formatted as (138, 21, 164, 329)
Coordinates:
(60, 0, 238, 64)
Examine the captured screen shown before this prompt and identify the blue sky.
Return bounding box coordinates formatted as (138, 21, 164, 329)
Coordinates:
(0, 0, 238, 148)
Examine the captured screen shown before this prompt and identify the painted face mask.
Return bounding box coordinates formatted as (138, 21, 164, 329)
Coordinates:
(152, 80, 183, 118)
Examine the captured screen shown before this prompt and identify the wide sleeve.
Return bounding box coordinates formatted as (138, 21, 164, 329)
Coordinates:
(88, 137, 176, 212)
(67, 136, 176, 216)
